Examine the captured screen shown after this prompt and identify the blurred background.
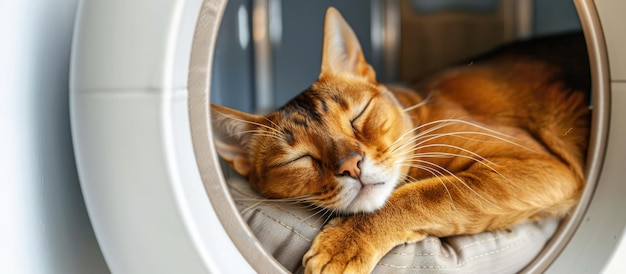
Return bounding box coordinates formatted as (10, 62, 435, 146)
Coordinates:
(211, 0, 581, 114)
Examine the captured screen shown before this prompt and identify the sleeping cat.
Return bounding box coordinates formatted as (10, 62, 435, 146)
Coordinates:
(211, 7, 589, 274)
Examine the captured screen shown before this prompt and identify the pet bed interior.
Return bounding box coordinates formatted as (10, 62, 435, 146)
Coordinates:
(205, 0, 594, 272)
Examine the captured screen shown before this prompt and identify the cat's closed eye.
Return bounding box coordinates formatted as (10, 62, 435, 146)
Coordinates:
(270, 154, 313, 168)
(351, 97, 374, 133)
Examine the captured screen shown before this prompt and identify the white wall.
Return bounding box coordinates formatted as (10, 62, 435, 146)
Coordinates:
(0, 1, 109, 273)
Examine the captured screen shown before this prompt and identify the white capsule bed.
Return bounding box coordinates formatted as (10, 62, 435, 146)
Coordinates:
(70, 0, 626, 273)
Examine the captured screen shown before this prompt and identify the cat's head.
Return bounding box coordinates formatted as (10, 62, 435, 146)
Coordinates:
(211, 8, 412, 214)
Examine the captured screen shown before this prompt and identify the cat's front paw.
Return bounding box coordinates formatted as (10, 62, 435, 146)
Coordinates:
(302, 217, 379, 274)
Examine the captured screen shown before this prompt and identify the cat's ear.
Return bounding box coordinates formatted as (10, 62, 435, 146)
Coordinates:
(320, 7, 376, 82)
(210, 104, 263, 176)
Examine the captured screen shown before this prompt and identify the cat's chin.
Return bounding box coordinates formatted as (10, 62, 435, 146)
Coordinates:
(336, 158, 400, 214)
(343, 182, 396, 213)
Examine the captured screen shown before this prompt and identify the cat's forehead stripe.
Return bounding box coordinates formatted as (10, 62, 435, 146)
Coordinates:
(279, 88, 327, 127)
(284, 129, 295, 146)
(293, 118, 308, 127)
(331, 94, 349, 109)
(320, 99, 328, 112)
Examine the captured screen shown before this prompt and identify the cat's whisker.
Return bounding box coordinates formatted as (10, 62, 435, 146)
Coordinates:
(384, 199, 406, 218)
(404, 152, 520, 191)
(312, 208, 327, 223)
(387, 118, 454, 151)
(400, 164, 464, 203)
(390, 122, 474, 156)
(402, 91, 433, 112)
(400, 130, 535, 156)
(230, 186, 319, 204)
(392, 125, 485, 155)
(397, 174, 420, 187)
(228, 187, 271, 213)
(401, 147, 499, 169)
(431, 131, 511, 144)
(400, 160, 501, 209)
(391, 118, 516, 211)
(405, 153, 500, 175)
(397, 173, 416, 187)
(318, 208, 337, 226)
(386, 118, 459, 152)
(302, 205, 331, 224)
(238, 199, 266, 215)
(234, 196, 319, 207)
(400, 164, 458, 211)
(389, 118, 537, 157)
(392, 130, 527, 168)
(413, 155, 497, 171)
(393, 140, 480, 160)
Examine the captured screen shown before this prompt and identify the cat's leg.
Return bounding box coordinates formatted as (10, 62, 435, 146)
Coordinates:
(303, 156, 582, 273)
(302, 214, 426, 274)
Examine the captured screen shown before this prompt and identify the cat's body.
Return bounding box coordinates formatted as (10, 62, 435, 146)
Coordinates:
(212, 8, 589, 273)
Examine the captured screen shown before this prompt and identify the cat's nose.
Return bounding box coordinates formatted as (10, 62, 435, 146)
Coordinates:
(337, 153, 363, 179)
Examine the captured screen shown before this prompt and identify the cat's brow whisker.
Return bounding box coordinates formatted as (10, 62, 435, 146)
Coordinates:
(403, 91, 433, 112)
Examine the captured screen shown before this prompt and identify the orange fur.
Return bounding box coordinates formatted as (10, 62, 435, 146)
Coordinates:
(211, 8, 589, 273)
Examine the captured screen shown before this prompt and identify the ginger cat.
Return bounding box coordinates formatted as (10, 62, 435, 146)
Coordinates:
(211, 7, 589, 273)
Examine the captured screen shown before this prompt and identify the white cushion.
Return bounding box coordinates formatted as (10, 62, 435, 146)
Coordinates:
(228, 177, 558, 273)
